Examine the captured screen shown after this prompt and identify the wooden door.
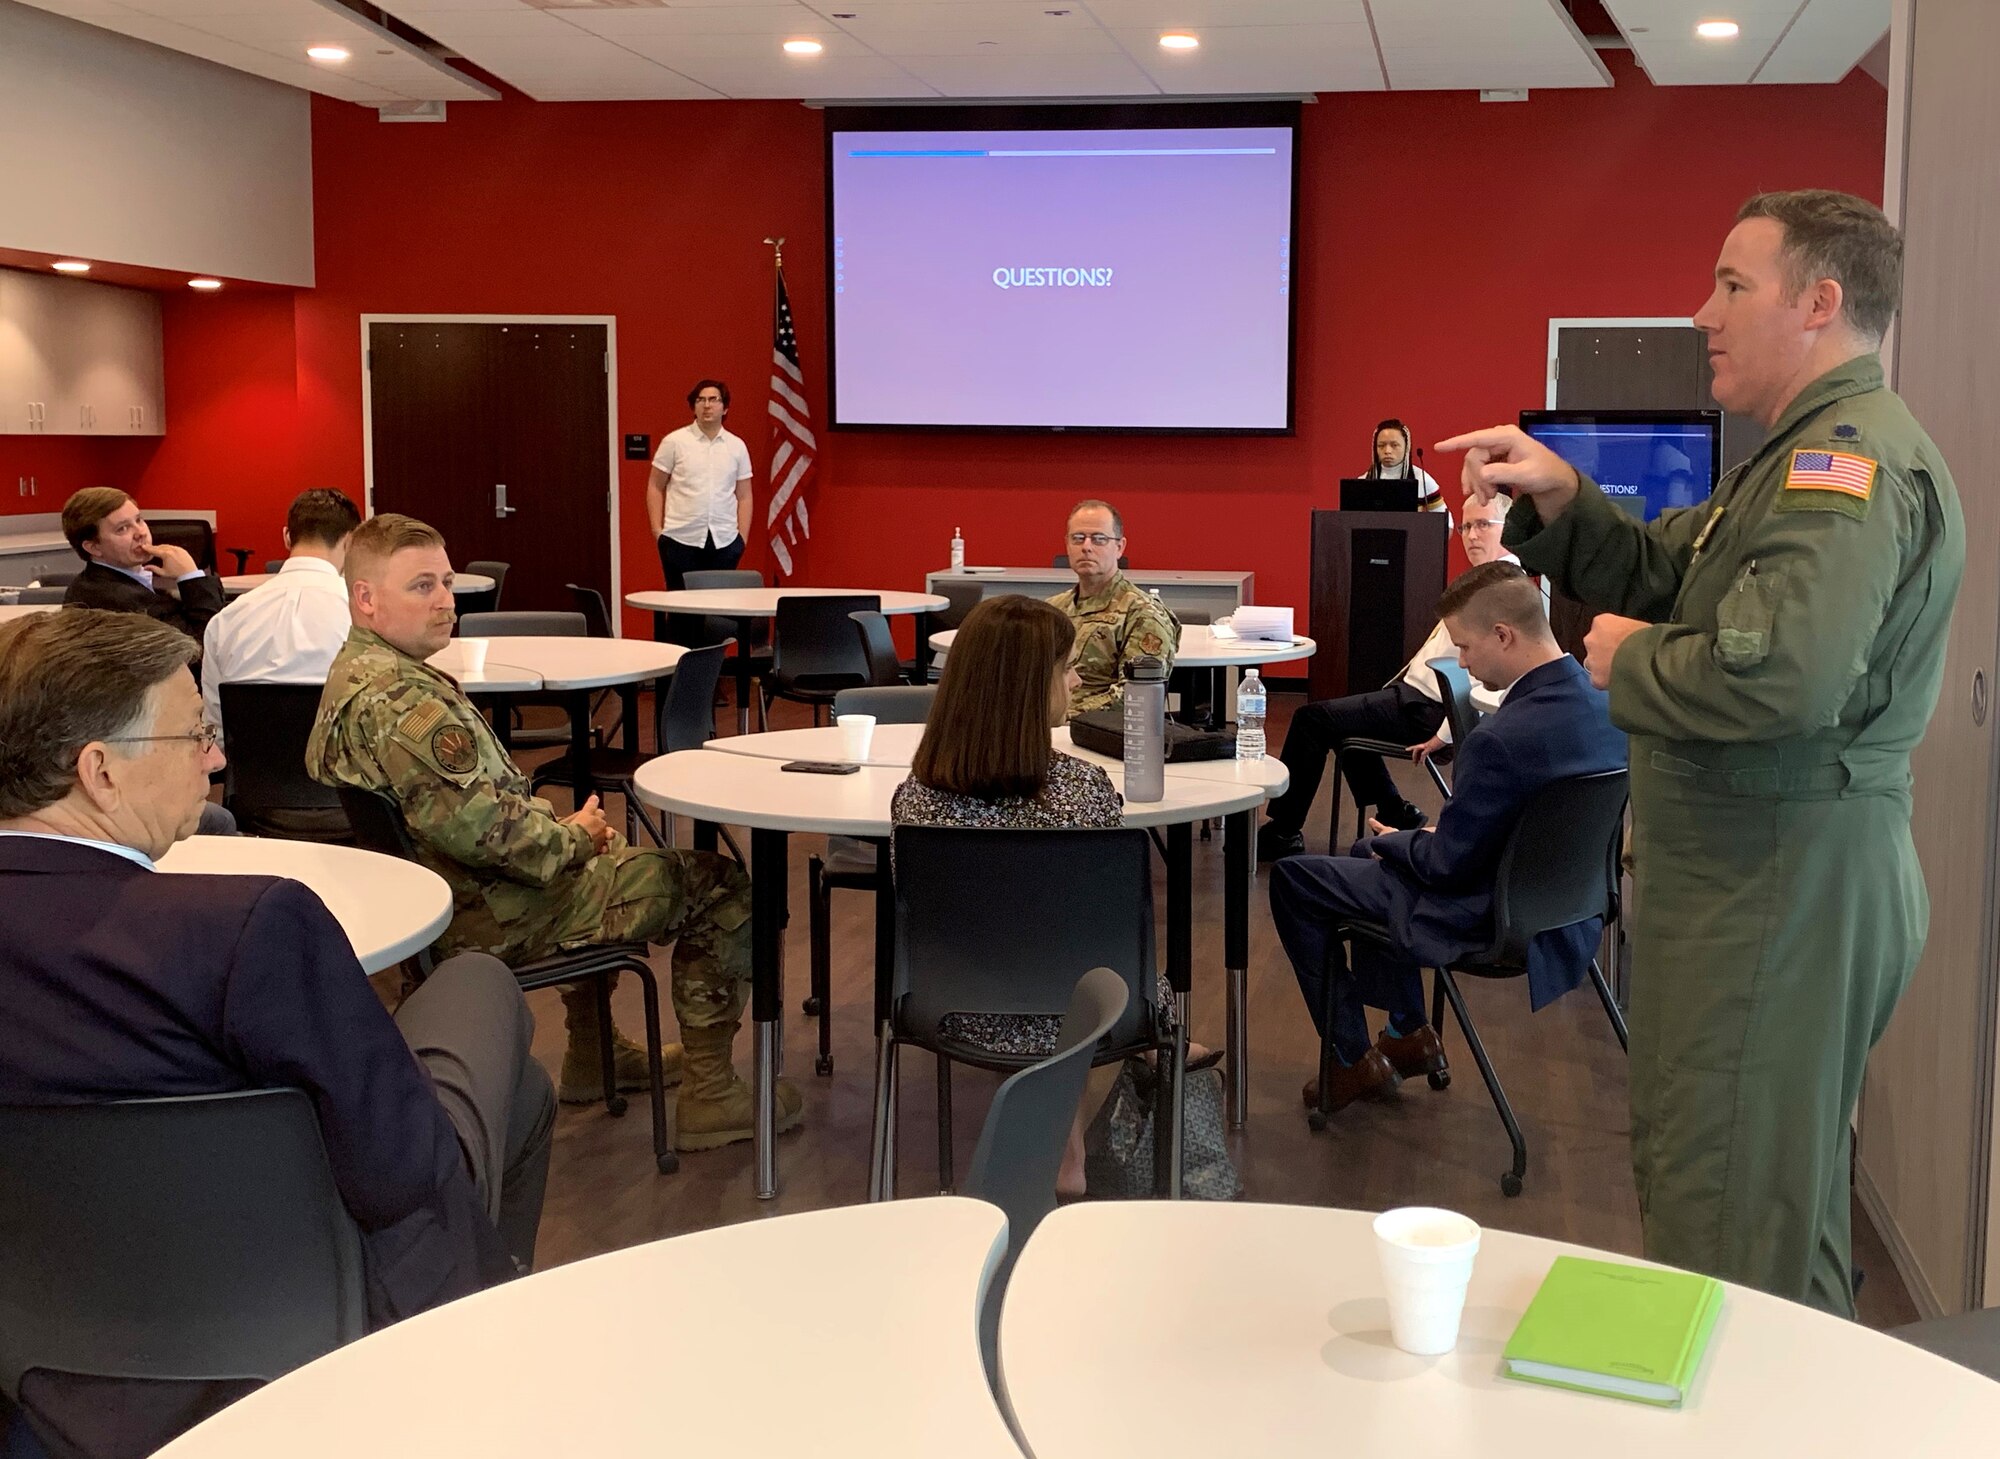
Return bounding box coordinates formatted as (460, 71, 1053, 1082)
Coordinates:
(367, 321, 610, 613)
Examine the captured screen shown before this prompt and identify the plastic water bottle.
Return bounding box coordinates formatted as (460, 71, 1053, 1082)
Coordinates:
(949, 527, 965, 571)
(1122, 656, 1167, 802)
(1236, 668, 1267, 760)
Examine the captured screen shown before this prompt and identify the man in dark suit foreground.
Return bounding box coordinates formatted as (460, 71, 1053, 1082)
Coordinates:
(56, 488, 225, 646)
(0, 610, 552, 1459)
(1269, 561, 1627, 1114)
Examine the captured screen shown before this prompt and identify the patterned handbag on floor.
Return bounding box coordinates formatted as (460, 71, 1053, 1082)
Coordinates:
(1083, 1056, 1241, 1202)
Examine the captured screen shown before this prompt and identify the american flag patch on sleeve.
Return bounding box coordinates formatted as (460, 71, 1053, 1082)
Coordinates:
(1785, 448, 1877, 499)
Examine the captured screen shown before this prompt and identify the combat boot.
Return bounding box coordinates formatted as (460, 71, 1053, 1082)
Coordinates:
(675, 1023, 804, 1151)
(558, 983, 683, 1104)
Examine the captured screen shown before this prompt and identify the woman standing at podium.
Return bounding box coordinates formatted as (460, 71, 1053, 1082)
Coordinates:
(1363, 419, 1454, 527)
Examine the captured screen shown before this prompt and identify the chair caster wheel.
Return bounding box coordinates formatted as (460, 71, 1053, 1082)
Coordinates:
(1428, 1071, 1450, 1090)
(803, 996, 823, 1016)
(657, 1151, 680, 1175)
(1501, 1172, 1523, 1198)
(605, 1095, 628, 1117)
(1306, 1109, 1328, 1132)
(816, 1056, 834, 1076)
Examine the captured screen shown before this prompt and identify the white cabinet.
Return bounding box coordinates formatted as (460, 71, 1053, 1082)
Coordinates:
(0, 270, 164, 436)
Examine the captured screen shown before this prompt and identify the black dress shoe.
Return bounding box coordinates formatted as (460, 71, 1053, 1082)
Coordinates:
(1257, 822, 1306, 862)
(1374, 800, 1429, 832)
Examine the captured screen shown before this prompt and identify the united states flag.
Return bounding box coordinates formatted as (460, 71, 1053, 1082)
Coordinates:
(1785, 448, 1876, 500)
(766, 266, 817, 577)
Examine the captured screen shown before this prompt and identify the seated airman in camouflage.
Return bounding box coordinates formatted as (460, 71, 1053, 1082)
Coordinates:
(1046, 499, 1180, 716)
(307, 513, 802, 1152)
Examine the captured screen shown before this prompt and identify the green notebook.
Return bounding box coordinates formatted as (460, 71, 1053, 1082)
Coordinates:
(1501, 1255, 1723, 1408)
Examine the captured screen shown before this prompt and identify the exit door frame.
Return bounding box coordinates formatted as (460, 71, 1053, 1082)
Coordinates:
(1544, 316, 1697, 408)
(360, 313, 624, 636)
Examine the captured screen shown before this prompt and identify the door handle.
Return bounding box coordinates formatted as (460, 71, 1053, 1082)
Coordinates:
(494, 483, 517, 519)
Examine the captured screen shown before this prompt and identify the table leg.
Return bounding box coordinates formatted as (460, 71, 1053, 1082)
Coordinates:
(566, 689, 595, 801)
(868, 837, 898, 1202)
(1166, 821, 1192, 1041)
(620, 682, 641, 755)
(913, 615, 936, 685)
(693, 819, 718, 855)
(1224, 808, 1252, 1128)
(750, 826, 788, 1200)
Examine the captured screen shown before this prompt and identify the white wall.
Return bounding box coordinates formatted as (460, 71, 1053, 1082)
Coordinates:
(0, 1, 313, 286)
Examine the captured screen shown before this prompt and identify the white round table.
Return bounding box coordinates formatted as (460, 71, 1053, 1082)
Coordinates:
(0, 603, 57, 624)
(221, 571, 495, 596)
(633, 742, 1276, 1199)
(625, 587, 948, 618)
(156, 1196, 1021, 1459)
(440, 636, 684, 796)
(999, 1201, 2000, 1457)
(931, 622, 1317, 670)
(156, 836, 450, 974)
(424, 638, 542, 694)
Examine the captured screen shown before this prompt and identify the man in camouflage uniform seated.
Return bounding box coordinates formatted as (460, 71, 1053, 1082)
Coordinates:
(308, 514, 802, 1152)
(1047, 499, 1180, 716)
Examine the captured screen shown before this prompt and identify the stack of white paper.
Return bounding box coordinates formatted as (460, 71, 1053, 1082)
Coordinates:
(1227, 606, 1294, 643)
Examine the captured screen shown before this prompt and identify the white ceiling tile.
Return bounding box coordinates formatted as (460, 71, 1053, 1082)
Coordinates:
(853, 27, 1123, 56)
(1080, 0, 1369, 23)
(1756, 0, 1888, 83)
(903, 49, 1157, 95)
(559, 4, 819, 36)
(1113, 21, 1385, 92)
(14, 0, 495, 100)
(615, 30, 878, 59)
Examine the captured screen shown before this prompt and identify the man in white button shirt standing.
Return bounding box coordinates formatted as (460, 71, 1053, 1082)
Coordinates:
(648, 379, 754, 643)
(201, 488, 361, 733)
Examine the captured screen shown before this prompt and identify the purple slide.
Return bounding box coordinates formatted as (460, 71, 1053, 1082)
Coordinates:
(830, 126, 1295, 431)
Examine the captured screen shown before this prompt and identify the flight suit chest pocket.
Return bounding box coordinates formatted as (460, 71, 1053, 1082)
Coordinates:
(1714, 560, 1781, 672)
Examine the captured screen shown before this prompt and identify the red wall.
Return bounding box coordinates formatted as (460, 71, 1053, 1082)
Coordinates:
(17, 53, 1884, 626)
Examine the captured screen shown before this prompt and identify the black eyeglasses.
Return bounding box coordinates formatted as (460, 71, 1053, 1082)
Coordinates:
(104, 722, 223, 753)
(1068, 532, 1120, 548)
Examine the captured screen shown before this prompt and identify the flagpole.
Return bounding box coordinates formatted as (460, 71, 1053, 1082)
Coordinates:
(762, 235, 785, 273)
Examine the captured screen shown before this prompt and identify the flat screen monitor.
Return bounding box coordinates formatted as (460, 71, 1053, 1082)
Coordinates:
(1519, 410, 1723, 522)
(826, 102, 1300, 434)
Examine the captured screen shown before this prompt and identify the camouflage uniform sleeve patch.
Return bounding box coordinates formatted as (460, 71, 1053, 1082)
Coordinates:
(397, 699, 446, 742)
(1138, 630, 1164, 656)
(430, 723, 480, 776)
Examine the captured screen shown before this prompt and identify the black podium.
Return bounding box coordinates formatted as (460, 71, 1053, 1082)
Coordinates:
(1307, 510, 1450, 702)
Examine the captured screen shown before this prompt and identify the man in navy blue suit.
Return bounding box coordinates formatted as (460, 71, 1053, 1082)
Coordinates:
(0, 609, 553, 1459)
(1270, 561, 1627, 1114)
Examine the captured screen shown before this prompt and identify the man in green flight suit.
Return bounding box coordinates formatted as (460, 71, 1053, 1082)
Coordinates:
(1048, 499, 1180, 716)
(1440, 190, 1963, 1316)
(308, 513, 803, 1152)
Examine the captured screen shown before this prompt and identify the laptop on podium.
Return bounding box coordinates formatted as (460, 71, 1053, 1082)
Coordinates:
(1338, 478, 1419, 512)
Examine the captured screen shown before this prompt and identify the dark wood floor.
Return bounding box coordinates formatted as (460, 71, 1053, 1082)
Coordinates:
(511, 684, 1919, 1328)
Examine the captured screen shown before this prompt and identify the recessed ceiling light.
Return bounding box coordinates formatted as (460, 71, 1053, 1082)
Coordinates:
(1158, 31, 1198, 50)
(306, 45, 350, 62)
(1694, 20, 1739, 39)
(188, 279, 223, 291)
(51, 261, 91, 274)
(783, 38, 824, 54)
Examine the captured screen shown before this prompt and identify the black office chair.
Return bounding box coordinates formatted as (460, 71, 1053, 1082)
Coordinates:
(963, 967, 1129, 1378)
(874, 827, 1185, 1201)
(16, 587, 65, 605)
(28, 571, 75, 588)
(764, 594, 879, 725)
(460, 560, 508, 617)
(678, 569, 774, 727)
(925, 581, 984, 682)
(263, 558, 285, 574)
(149, 519, 216, 573)
(551, 642, 743, 860)
(1314, 769, 1631, 1197)
(1892, 1310, 2000, 1381)
(336, 788, 676, 1174)
(1050, 553, 1131, 569)
(1323, 656, 1463, 851)
(219, 683, 351, 843)
(223, 547, 254, 574)
(849, 609, 907, 687)
(565, 583, 615, 638)
(0, 1089, 366, 1443)
(801, 684, 936, 1077)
